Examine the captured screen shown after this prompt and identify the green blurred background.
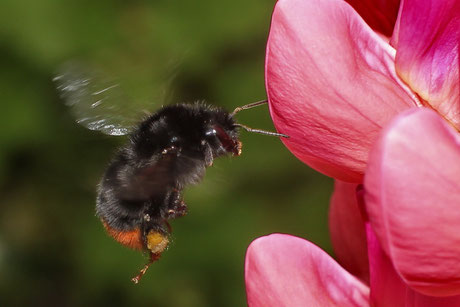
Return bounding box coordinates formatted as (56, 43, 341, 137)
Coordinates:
(0, 0, 333, 306)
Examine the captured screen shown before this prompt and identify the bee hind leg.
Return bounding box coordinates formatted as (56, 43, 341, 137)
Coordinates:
(131, 252, 161, 284)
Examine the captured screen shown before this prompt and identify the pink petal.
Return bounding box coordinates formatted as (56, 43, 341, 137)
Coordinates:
(364, 108, 460, 296)
(405, 291, 460, 307)
(393, 0, 460, 129)
(329, 180, 369, 283)
(366, 224, 406, 307)
(266, 0, 419, 183)
(345, 0, 401, 36)
(367, 224, 460, 307)
(245, 234, 370, 307)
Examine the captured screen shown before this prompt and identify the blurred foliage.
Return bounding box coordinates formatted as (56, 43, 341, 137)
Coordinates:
(0, 0, 333, 306)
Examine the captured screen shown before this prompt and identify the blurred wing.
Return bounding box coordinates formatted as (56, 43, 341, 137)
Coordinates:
(54, 63, 146, 136)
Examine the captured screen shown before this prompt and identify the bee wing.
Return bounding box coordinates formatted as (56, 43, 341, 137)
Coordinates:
(54, 63, 149, 136)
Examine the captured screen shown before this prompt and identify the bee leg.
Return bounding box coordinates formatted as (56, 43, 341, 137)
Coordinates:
(201, 141, 214, 167)
(165, 190, 188, 219)
(163, 220, 172, 233)
(167, 201, 188, 219)
(131, 252, 161, 284)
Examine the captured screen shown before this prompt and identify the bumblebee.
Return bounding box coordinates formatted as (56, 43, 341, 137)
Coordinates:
(54, 67, 287, 283)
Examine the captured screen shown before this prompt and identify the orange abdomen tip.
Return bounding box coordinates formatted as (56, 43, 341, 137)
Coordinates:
(102, 221, 144, 250)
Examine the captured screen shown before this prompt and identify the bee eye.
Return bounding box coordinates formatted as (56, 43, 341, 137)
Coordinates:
(205, 128, 217, 137)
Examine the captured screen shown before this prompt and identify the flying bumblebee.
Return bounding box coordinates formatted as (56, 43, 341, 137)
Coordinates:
(54, 64, 288, 283)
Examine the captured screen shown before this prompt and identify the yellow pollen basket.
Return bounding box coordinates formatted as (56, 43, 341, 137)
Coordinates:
(146, 231, 169, 254)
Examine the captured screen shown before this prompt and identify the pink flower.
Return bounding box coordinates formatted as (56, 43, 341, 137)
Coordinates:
(245, 109, 460, 306)
(344, 0, 400, 37)
(329, 180, 369, 283)
(266, 0, 459, 183)
(245, 234, 370, 307)
(367, 222, 460, 307)
(245, 230, 460, 307)
(364, 108, 460, 298)
(245, 0, 460, 305)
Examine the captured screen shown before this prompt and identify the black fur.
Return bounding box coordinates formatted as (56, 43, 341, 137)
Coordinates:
(96, 103, 239, 245)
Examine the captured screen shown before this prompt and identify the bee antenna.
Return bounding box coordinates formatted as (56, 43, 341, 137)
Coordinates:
(231, 99, 289, 138)
(234, 123, 289, 138)
(231, 99, 268, 116)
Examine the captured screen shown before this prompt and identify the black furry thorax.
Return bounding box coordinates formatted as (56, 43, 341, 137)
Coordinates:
(96, 102, 241, 235)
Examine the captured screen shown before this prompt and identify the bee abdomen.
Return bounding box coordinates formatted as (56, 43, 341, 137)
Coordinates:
(102, 221, 143, 250)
